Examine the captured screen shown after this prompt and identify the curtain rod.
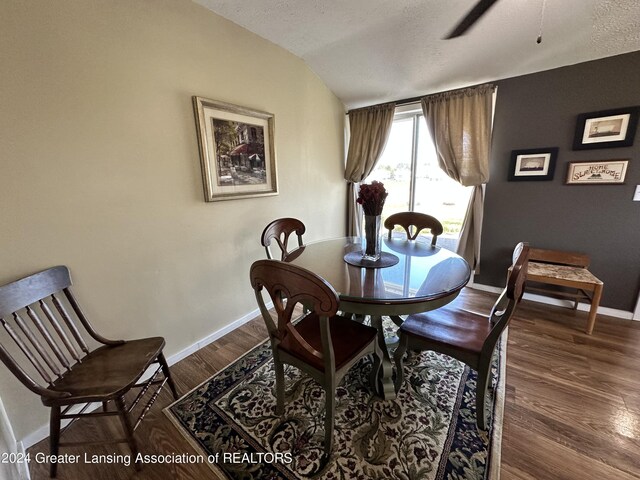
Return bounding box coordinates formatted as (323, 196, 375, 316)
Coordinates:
(346, 83, 495, 114)
(346, 95, 421, 114)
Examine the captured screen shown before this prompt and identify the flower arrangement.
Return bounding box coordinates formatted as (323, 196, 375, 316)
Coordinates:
(357, 181, 388, 216)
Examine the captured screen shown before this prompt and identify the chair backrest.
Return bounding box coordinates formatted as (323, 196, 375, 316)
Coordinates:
(484, 242, 529, 352)
(260, 218, 306, 260)
(507, 242, 529, 301)
(384, 211, 444, 246)
(529, 247, 589, 268)
(0, 266, 118, 399)
(249, 260, 339, 362)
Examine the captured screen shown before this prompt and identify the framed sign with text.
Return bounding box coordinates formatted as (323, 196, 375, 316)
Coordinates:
(565, 160, 628, 185)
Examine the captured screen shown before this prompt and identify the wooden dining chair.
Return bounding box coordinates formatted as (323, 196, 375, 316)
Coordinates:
(382, 211, 445, 329)
(393, 242, 529, 430)
(384, 211, 444, 246)
(250, 259, 382, 459)
(0, 266, 179, 477)
(260, 218, 306, 260)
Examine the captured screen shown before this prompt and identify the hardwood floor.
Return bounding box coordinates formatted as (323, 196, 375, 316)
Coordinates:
(27, 288, 640, 479)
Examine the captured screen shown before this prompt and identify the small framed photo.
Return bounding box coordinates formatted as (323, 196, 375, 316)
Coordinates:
(193, 96, 278, 202)
(565, 160, 628, 185)
(508, 148, 558, 181)
(573, 107, 639, 150)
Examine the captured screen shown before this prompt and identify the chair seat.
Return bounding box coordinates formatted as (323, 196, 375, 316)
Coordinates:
(47, 337, 165, 404)
(527, 262, 602, 286)
(279, 313, 378, 372)
(401, 306, 491, 356)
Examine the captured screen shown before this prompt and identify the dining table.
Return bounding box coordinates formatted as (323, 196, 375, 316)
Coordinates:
(284, 235, 472, 400)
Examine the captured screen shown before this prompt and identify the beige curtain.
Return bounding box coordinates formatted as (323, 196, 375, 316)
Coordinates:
(344, 103, 395, 235)
(421, 84, 495, 271)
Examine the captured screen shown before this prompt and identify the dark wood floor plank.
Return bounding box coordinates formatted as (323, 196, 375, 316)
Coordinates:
(501, 463, 538, 480)
(502, 423, 639, 480)
(26, 288, 640, 479)
(505, 401, 640, 477)
(502, 295, 640, 480)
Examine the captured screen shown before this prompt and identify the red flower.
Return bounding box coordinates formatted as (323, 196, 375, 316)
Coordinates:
(357, 181, 388, 216)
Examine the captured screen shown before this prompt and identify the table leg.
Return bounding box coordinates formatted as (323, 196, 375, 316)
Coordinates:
(371, 315, 396, 400)
(586, 283, 603, 335)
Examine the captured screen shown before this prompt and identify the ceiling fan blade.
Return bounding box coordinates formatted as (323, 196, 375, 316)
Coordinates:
(445, 0, 500, 39)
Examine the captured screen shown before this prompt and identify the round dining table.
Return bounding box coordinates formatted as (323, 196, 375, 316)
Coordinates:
(285, 236, 471, 400)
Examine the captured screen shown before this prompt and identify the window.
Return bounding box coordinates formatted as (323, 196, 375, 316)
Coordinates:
(367, 106, 472, 250)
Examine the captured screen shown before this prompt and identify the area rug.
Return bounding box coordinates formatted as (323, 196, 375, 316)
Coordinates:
(165, 324, 506, 480)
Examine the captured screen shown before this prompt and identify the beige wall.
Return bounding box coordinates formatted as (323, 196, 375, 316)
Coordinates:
(0, 0, 346, 442)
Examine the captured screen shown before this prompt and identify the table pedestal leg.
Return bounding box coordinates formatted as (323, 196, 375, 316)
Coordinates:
(371, 315, 396, 400)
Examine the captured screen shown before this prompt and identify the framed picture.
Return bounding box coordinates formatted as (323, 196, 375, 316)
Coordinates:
(565, 160, 628, 185)
(193, 96, 278, 202)
(508, 147, 558, 181)
(573, 107, 639, 150)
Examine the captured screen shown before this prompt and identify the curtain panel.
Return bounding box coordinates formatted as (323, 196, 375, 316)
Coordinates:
(421, 84, 495, 272)
(344, 103, 395, 235)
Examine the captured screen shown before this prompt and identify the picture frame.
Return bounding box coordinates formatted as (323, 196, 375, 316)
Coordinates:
(508, 147, 558, 181)
(573, 106, 639, 150)
(565, 160, 628, 185)
(192, 96, 278, 202)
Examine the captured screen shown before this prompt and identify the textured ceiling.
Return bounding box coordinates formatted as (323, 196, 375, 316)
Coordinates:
(194, 0, 640, 109)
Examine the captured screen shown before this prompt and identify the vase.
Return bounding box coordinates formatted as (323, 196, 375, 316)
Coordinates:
(363, 214, 382, 261)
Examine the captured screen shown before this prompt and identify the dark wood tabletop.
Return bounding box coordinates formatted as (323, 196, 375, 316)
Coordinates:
(285, 236, 471, 309)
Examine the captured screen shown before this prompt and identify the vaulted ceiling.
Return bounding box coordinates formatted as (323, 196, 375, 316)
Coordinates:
(194, 0, 640, 109)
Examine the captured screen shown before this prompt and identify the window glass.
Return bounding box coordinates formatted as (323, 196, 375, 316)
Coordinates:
(366, 117, 412, 225)
(414, 116, 472, 244)
(368, 111, 472, 250)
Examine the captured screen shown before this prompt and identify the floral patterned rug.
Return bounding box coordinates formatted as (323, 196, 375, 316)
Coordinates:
(165, 324, 505, 480)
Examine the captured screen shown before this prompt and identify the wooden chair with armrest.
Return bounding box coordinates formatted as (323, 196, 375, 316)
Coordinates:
(393, 242, 529, 430)
(260, 218, 306, 260)
(0, 266, 179, 478)
(249, 259, 382, 460)
(384, 211, 444, 246)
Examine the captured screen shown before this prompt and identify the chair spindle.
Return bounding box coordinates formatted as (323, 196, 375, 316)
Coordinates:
(39, 298, 82, 362)
(28, 305, 72, 371)
(3, 315, 53, 384)
(52, 294, 89, 355)
(15, 310, 62, 378)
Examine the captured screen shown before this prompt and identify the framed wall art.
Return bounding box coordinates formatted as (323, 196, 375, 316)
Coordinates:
(565, 160, 628, 185)
(573, 106, 639, 150)
(508, 147, 558, 181)
(193, 96, 278, 202)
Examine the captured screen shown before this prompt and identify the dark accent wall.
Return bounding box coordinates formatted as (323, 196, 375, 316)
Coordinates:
(477, 51, 640, 311)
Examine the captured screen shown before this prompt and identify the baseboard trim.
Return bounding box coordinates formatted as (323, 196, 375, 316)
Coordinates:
(21, 425, 49, 454)
(20, 303, 271, 450)
(21, 402, 102, 452)
(166, 303, 270, 366)
(468, 282, 635, 321)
